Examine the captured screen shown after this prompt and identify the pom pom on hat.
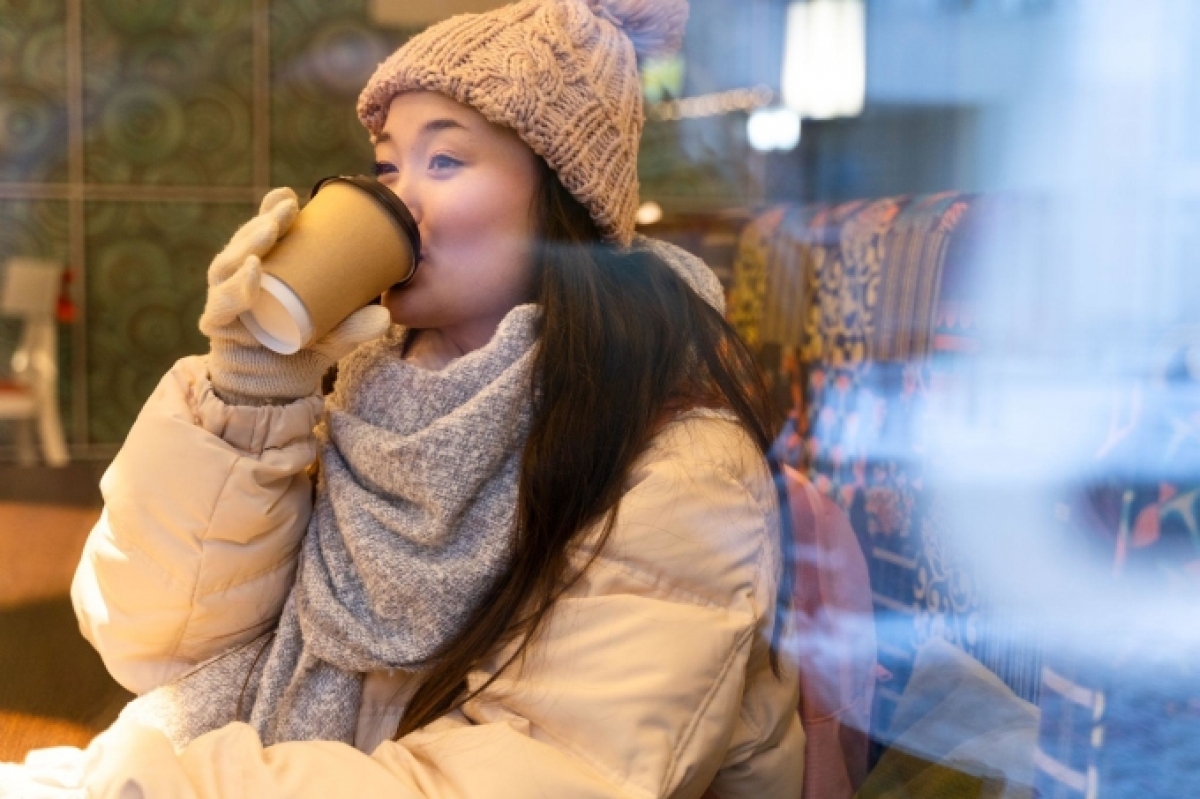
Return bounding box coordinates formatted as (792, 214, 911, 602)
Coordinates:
(586, 0, 689, 57)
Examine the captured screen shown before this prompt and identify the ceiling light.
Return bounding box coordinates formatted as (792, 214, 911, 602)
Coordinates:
(635, 201, 664, 226)
(747, 107, 802, 152)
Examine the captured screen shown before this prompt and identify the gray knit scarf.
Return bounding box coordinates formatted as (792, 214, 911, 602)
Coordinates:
(119, 303, 539, 749)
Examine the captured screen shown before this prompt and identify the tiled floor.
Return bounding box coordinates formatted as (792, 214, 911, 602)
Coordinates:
(0, 503, 99, 609)
(0, 471, 132, 762)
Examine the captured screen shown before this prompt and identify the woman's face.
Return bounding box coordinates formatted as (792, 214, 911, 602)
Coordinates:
(374, 91, 541, 350)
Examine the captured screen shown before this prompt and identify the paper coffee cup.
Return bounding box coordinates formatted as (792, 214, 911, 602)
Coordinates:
(240, 175, 420, 354)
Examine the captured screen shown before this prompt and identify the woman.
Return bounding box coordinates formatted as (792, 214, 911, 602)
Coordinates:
(3, 1, 803, 796)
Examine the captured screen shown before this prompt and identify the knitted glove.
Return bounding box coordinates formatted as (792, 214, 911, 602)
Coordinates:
(199, 187, 393, 405)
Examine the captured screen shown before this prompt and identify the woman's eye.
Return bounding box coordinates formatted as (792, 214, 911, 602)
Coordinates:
(429, 154, 462, 171)
(372, 161, 398, 177)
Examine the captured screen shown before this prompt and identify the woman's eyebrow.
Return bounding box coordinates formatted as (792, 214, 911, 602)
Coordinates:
(376, 119, 470, 147)
(420, 118, 469, 137)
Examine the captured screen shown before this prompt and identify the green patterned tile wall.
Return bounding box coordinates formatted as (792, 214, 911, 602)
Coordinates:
(271, 0, 398, 192)
(84, 201, 252, 443)
(0, 0, 69, 182)
(0, 0, 411, 451)
(0, 201, 69, 263)
(82, 0, 255, 186)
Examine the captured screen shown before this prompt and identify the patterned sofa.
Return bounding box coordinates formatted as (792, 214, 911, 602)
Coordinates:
(729, 193, 1200, 796)
(729, 194, 1040, 741)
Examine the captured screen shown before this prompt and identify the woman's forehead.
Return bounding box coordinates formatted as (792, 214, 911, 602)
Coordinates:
(380, 91, 482, 139)
(377, 90, 533, 159)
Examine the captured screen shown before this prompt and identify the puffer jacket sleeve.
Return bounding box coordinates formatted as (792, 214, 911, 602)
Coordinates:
(71, 413, 803, 799)
(71, 356, 323, 695)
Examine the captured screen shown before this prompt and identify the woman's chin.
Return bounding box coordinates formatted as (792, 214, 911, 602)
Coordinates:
(381, 291, 408, 326)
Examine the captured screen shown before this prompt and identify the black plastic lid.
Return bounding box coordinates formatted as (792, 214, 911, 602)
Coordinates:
(310, 174, 421, 285)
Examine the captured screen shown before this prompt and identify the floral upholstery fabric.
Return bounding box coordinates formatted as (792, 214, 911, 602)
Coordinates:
(733, 194, 1200, 789)
(731, 194, 1039, 744)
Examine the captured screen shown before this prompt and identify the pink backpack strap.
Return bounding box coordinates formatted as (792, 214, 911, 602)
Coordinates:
(785, 466, 876, 798)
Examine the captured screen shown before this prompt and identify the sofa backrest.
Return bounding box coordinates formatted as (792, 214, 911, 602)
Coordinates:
(731, 194, 1043, 752)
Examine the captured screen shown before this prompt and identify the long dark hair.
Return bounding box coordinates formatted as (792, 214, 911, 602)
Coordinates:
(395, 160, 784, 738)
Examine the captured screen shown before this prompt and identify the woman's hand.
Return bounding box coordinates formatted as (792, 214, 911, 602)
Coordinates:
(199, 187, 392, 405)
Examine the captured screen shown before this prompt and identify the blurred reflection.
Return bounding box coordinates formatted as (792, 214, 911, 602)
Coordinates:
(737, 1, 1200, 795)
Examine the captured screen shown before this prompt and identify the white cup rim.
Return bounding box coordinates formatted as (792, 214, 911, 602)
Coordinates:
(239, 273, 314, 355)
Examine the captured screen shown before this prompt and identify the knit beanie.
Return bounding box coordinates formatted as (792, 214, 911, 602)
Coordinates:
(357, 0, 689, 247)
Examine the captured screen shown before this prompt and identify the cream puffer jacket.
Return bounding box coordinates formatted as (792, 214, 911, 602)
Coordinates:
(68, 356, 804, 799)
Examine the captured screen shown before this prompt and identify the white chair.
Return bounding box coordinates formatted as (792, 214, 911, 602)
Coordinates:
(0, 257, 69, 467)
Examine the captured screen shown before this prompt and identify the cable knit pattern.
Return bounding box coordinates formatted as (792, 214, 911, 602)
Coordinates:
(358, 0, 690, 247)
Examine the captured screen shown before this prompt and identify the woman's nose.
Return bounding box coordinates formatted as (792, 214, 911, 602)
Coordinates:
(382, 173, 418, 220)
